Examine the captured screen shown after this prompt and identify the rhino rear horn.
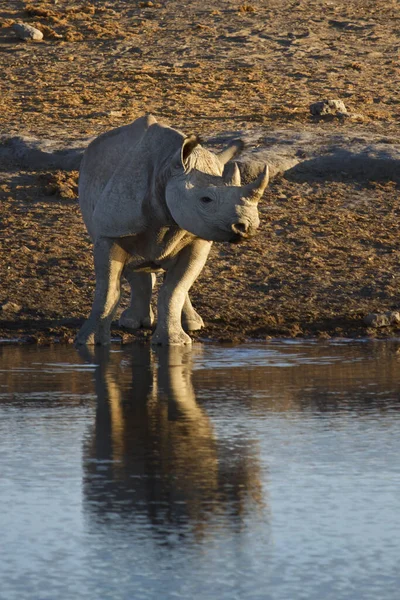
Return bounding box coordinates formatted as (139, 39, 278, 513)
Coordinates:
(218, 139, 245, 165)
(223, 162, 241, 186)
(244, 165, 269, 203)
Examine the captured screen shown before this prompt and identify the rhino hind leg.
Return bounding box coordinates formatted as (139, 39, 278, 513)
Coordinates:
(182, 294, 204, 331)
(119, 269, 155, 330)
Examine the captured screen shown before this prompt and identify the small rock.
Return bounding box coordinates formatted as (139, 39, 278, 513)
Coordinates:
(310, 99, 348, 116)
(364, 311, 400, 328)
(364, 313, 390, 327)
(13, 22, 44, 41)
(388, 311, 400, 324)
(0, 301, 22, 314)
(347, 112, 365, 122)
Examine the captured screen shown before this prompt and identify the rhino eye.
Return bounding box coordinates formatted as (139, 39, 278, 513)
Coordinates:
(200, 196, 213, 204)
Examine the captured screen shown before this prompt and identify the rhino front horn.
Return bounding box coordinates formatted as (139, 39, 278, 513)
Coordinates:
(245, 165, 269, 203)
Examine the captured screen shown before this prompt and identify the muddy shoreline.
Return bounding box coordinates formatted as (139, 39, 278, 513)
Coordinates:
(2, 169, 400, 345)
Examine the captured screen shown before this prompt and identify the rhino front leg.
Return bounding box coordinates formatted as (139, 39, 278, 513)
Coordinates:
(119, 269, 155, 330)
(76, 238, 127, 345)
(152, 240, 211, 346)
(182, 294, 204, 332)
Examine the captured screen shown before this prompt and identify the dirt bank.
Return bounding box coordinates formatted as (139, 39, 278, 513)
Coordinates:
(1, 0, 400, 343)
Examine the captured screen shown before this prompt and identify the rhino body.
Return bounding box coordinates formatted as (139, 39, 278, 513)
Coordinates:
(76, 115, 268, 346)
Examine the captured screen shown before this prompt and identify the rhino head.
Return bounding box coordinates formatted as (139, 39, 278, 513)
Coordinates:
(165, 135, 269, 243)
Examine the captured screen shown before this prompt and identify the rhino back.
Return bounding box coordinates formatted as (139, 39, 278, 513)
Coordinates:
(85, 117, 186, 240)
(79, 115, 157, 237)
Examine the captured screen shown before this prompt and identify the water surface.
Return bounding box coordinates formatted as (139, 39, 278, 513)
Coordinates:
(0, 341, 399, 600)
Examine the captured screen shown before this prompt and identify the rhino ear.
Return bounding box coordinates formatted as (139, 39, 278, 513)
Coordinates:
(223, 162, 241, 186)
(181, 134, 200, 167)
(218, 139, 245, 165)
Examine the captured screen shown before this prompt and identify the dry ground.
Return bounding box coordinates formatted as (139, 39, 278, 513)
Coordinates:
(1, 0, 400, 343)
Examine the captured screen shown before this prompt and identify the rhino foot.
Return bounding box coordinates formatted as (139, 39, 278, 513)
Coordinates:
(151, 328, 192, 346)
(119, 308, 154, 330)
(75, 333, 111, 346)
(75, 321, 111, 346)
(182, 313, 204, 332)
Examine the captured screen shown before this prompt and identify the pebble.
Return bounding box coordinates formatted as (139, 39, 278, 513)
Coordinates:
(12, 22, 43, 41)
(364, 311, 400, 328)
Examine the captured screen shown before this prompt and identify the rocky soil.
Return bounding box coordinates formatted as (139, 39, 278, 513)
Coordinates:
(1, 0, 400, 343)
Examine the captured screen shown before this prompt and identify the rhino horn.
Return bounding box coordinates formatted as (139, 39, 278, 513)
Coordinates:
(223, 162, 241, 186)
(244, 165, 269, 203)
(218, 139, 245, 165)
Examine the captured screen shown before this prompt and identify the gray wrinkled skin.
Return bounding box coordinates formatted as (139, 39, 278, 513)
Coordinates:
(76, 115, 268, 346)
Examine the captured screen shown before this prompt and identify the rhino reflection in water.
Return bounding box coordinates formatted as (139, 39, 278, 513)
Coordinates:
(82, 345, 264, 537)
(76, 115, 269, 346)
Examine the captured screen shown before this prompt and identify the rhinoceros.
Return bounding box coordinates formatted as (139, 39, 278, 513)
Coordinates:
(76, 115, 268, 346)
